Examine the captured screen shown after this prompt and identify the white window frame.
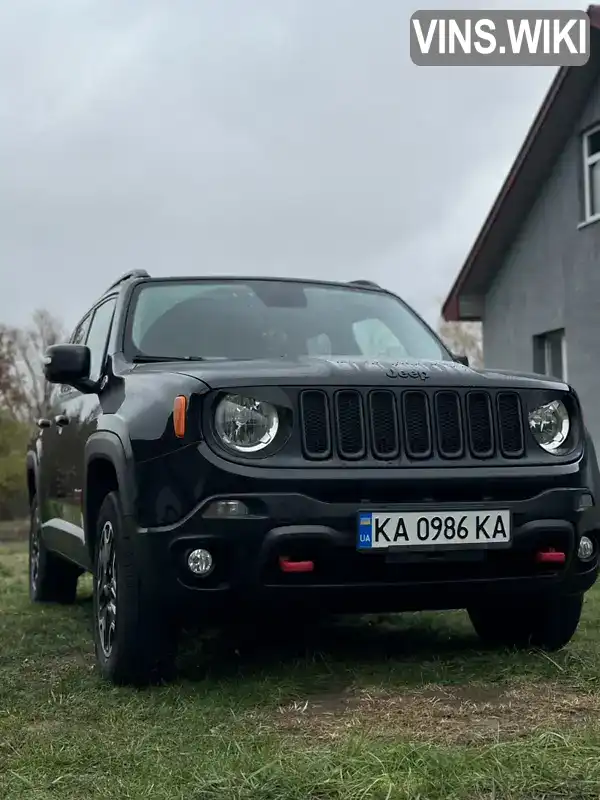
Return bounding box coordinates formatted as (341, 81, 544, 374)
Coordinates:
(536, 329, 567, 383)
(560, 333, 568, 383)
(544, 333, 568, 383)
(582, 124, 600, 224)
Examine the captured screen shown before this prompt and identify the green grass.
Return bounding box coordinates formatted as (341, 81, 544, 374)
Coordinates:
(0, 518, 28, 542)
(2, 542, 600, 799)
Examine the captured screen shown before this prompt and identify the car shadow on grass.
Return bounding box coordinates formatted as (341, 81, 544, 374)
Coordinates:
(71, 581, 586, 696)
(174, 610, 560, 691)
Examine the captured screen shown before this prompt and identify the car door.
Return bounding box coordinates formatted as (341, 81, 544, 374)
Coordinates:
(39, 312, 93, 563)
(37, 381, 68, 528)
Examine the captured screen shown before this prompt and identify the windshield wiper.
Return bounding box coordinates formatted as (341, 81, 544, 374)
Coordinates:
(132, 354, 206, 363)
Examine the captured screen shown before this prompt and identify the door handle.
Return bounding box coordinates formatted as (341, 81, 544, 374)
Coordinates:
(54, 414, 70, 427)
(37, 418, 52, 429)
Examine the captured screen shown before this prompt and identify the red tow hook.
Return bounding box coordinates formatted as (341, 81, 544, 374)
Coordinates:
(535, 548, 566, 564)
(279, 556, 314, 573)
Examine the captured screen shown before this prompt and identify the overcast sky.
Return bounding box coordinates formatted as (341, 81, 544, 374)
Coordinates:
(0, 0, 588, 333)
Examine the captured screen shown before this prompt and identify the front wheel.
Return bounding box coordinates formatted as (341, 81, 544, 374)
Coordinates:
(92, 491, 178, 686)
(467, 592, 584, 652)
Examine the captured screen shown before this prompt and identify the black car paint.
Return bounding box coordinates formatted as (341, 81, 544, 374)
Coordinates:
(26, 275, 600, 616)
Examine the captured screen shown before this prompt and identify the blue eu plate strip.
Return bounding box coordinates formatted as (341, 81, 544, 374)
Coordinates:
(357, 513, 373, 549)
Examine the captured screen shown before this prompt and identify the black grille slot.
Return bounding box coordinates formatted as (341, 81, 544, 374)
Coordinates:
(497, 392, 525, 457)
(467, 391, 494, 457)
(298, 387, 527, 464)
(403, 391, 432, 458)
(300, 390, 331, 458)
(368, 390, 400, 459)
(435, 391, 463, 458)
(334, 390, 366, 459)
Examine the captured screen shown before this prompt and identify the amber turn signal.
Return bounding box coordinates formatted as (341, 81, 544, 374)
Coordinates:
(173, 395, 187, 438)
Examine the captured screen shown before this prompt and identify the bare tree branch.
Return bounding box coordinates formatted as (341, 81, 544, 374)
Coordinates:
(0, 309, 66, 423)
(437, 319, 483, 368)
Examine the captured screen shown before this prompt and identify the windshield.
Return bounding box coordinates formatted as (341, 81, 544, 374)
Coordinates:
(125, 279, 451, 362)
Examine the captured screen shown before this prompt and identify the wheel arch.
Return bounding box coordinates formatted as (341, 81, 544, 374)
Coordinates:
(84, 431, 136, 561)
(578, 428, 600, 538)
(583, 428, 600, 498)
(25, 451, 37, 504)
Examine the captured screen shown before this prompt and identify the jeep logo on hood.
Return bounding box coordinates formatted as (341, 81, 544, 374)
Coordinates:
(319, 358, 472, 382)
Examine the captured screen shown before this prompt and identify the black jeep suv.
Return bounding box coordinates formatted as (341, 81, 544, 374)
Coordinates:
(26, 270, 600, 685)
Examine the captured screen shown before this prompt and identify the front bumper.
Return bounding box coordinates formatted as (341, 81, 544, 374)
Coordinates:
(134, 485, 600, 616)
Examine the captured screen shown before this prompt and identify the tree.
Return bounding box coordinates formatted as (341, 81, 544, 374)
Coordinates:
(0, 327, 29, 421)
(0, 412, 30, 520)
(0, 309, 66, 423)
(437, 318, 483, 368)
(0, 308, 65, 521)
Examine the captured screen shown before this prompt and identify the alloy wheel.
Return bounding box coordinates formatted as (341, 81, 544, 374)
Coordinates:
(96, 520, 117, 658)
(30, 506, 41, 592)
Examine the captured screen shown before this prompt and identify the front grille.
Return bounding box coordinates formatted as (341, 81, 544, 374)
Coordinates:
(497, 392, 525, 457)
(368, 391, 399, 458)
(403, 391, 432, 458)
(467, 391, 494, 457)
(299, 388, 526, 464)
(335, 390, 366, 458)
(299, 390, 331, 458)
(435, 391, 463, 458)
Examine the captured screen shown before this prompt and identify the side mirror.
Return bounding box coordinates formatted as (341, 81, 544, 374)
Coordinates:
(453, 354, 469, 367)
(43, 344, 92, 390)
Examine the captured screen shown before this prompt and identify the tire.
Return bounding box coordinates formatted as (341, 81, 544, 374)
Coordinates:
(29, 496, 80, 604)
(92, 491, 178, 686)
(468, 592, 584, 652)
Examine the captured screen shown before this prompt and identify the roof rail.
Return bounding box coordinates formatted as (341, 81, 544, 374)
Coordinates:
(104, 269, 151, 293)
(347, 279, 381, 289)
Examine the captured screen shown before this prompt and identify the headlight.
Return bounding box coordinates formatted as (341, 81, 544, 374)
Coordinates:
(214, 394, 279, 453)
(528, 399, 570, 453)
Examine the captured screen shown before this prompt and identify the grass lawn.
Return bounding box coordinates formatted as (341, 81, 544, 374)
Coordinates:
(2, 541, 600, 799)
(0, 519, 29, 543)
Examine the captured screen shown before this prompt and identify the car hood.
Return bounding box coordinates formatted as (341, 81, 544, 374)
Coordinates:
(132, 356, 569, 391)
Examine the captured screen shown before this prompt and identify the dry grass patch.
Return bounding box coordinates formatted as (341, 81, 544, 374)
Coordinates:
(273, 681, 600, 744)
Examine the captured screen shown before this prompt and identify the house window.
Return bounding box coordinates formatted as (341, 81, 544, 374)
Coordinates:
(583, 126, 600, 221)
(533, 329, 567, 381)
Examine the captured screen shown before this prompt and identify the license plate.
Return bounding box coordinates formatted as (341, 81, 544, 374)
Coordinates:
(357, 510, 511, 550)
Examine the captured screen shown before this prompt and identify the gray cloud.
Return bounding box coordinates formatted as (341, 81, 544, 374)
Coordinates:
(0, 0, 585, 331)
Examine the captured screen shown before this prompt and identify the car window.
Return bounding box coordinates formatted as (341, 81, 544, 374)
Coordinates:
(86, 298, 117, 382)
(127, 280, 451, 362)
(131, 283, 251, 345)
(306, 333, 332, 356)
(70, 313, 92, 345)
(352, 318, 408, 359)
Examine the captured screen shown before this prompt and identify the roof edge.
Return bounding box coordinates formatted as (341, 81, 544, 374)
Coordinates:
(441, 65, 568, 321)
(442, 6, 600, 322)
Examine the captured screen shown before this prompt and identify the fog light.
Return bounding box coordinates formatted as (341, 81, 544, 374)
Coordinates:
(187, 548, 214, 576)
(203, 500, 248, 518)
(578, 536, 595, 561)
